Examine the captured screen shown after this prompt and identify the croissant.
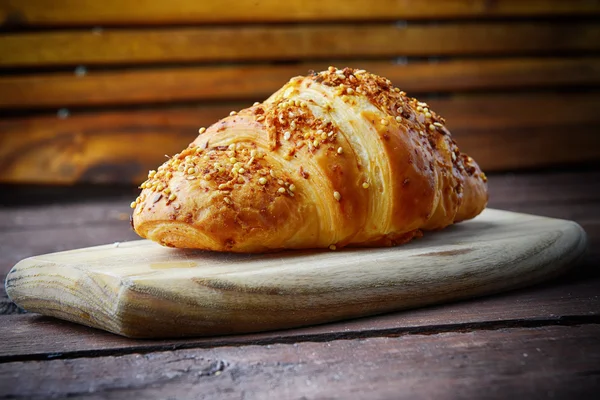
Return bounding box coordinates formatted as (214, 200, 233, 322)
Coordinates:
(131, 67, 488, 252)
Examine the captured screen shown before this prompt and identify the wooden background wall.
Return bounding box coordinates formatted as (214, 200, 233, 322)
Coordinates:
(0, 0, 599, 185)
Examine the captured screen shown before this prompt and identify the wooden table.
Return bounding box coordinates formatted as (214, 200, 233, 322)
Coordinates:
(1, 170, 599, 399)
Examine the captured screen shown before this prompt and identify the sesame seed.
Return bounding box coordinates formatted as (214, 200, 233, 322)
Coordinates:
(329, 245, 337, 250)
(423, 108, 429, 114)
(187, 167, 196, 175)
(157, 183, 165, 191)
(418, 101, 428, 107)
(228, 144, 236, 151)
(434, 122, 444, 127)
(164, 188, 171, 195)
(428, 124, 436, 131)
(347, 88, 354, 94)
(168, 193, 177, 201)
(362, 182, 369, 189)
(250, 150, 257, 157)
(316, 129, 324, 136)
(229, 111, 237, 116)
(321, 132, 328, 140)
(229, 157, 237, 164)
(224, 197, 231, 204)
(198, 127, 206, 134)
(283, 131, 291, 140)
(232, 168, 239, 174)
(300, 101, 307, 108)
(290, 121, 296, 130)
(130, 201, 136, 208)
(355, 69, 366, 74)
(278, 187, 286, 193)
(237, 177, 244, 183)
(333, 191, 341, 201)
(395, 116, 402, 122)
(218, 183, 227, 190)
(239, 167, 247, 174)
(425, 112, 432, 118)
(337, 147, 343, 154)
(256, 115, 265, 122)
(452, 152, 457, 161)
(253, 102, 260, 106)
(269, 169, 276, 178)
(397, 107, 403, 114)
(289, 184, 296, 192)
(278, 179, 284, 185)
(148, 170, 156, 178)
(258, 177, 267, 185)
(328, 131, 334, 137)
(381, 118, 389, 126)
(328, 66, 336, 72)
(304, 132, 311, 139)
(313, 139, 320, 147)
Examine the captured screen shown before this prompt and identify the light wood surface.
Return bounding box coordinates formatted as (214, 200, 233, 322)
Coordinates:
(5, 209, 587, 338)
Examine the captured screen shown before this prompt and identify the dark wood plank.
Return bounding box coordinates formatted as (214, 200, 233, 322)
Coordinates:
(3, 0, 600, 26)
(2, 94, 599, 184)
(2, 23, 599, 67)
(1, 325, 598, 399)
(2, 58, 599, 108)
(0, 277, 598, 361)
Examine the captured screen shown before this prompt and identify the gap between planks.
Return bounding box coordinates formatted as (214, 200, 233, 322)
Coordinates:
(1, 315, 598, 364)
(1, 325, 599, 400)
(1, 277, 599, 362)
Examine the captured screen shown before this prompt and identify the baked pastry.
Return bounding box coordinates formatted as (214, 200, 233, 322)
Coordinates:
(131, 67, 488, 252)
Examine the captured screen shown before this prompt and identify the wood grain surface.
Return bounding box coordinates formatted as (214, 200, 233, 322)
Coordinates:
(5, 209, 587, 338)
(3, 0, 599, 26)
(1, 325, 599, 399)
(2, 22, 599, 67)
(2, 93, 599, 184)
(2, 58, 599, 109)
(0, 277, 598, 361)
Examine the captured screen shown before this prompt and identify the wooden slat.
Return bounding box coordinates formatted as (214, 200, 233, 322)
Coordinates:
(2, 58, 600, 109)
(1, 325, 599, 399)
(2, 0, 599, 26)
(1, 93, 599, 184)
(1, 23, 599, 67)
(0, 278, 598, 360)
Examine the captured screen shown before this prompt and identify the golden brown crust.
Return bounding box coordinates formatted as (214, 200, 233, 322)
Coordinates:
(131, 67, 488, 252)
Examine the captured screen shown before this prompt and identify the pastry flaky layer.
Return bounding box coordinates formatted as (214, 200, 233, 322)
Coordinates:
(131, 67, 488, 252)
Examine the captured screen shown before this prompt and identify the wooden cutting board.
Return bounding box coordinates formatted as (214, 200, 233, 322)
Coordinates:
(5, 209, 587, 339)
